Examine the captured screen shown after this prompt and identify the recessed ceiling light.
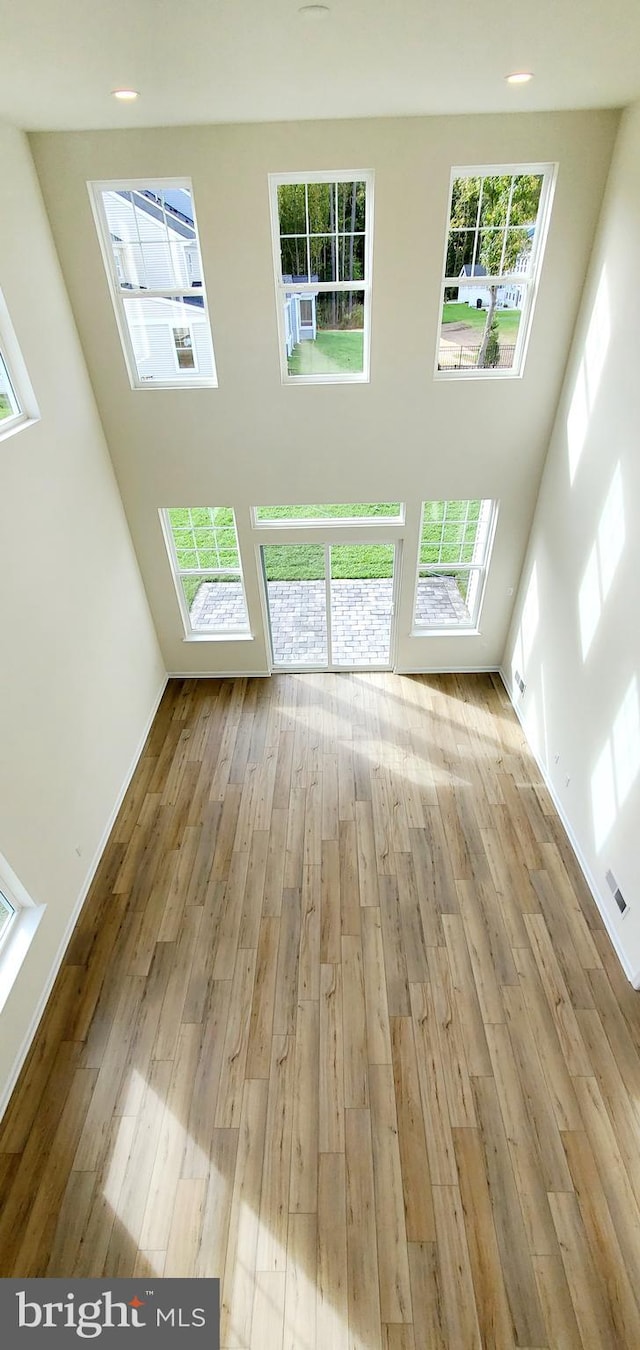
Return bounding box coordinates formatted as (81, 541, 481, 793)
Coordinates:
(506, 71, 533, 85)
(112, 88, 140, 101)
(298, 4, 330, 18)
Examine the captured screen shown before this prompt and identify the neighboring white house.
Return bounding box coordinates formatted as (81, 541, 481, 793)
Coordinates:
(456, 230, 534, 310)
(101, 188, 215, 382)
(282, 278, 318, 357)
(118, 293, 212, 381)
(103, 187, 201, 290)
(103, 190, 320, 370)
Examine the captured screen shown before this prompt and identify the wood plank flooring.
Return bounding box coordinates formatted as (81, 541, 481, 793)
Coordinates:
(2, 671, 640, 1348)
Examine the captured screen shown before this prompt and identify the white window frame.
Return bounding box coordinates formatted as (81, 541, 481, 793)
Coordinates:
(89, 178, 217, 391)
(0, 855, 45, 1016)
(0, 288, 39, 442)
(269, 169, 374, 386)
(412, 499, 498, 633)
(435, 162, 557, 381)
(160, 508, 252, 641)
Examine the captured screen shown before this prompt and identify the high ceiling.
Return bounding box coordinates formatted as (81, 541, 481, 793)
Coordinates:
(1, 0, 638, 131)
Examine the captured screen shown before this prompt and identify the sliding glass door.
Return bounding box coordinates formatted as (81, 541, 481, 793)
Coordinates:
(262, 544, 328, 667)
(261, 541, 398, 670)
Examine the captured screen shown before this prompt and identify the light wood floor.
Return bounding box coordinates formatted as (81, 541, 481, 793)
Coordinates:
(2, 672, 640, 1348)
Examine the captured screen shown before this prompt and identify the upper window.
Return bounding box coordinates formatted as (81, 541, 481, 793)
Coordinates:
(437, 164, 555, 379)
(269, 171, 373, 384)
(413, 499, 497, 630)
(90, 180, 217, 389)
(162, 507, 250, 637)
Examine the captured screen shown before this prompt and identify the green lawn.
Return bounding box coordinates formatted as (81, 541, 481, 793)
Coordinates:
(0, 394, 12, 421)
(420, 500, 481, 565)
(262, 503, 399, 580)
(441, 302, 521, 340)
(263, 543, 395, 581)
(255, 503, 401, 523)
(287, 330, 364, 376)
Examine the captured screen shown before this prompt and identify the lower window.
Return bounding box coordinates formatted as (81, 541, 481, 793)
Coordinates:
(162, 507, 250, 636)
(413, 499, 497, 630)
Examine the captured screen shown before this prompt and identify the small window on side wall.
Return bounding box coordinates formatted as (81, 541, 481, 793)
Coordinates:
(89, 180, 217, 389)
(0, 888, 16, 949)
(0, 289, 39, 441)
(414, 499, 497, 631)
(269, 172, 373, 384)
(0, 854, 45, 1015)
(437, 164, 555, 379)
(162, 507, 250, 637)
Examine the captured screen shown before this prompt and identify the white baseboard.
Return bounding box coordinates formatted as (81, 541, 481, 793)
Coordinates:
(167, 670, 270, 679)
(170, 669, 499, 680)
(498, 667, 640, 990)
(0, 674, 169, 1122)
(395, 664, 499, 675)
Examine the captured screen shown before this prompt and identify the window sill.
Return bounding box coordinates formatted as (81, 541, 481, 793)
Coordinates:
(411, 626, 481, 638)
(183, 631, 254, 643)
(0, 904, 46, 1015)
(281, 373, 370, 387)
(132, 380, 218, 392)
(434, 368, 523, 382)
(0, 413, 39, 444)
(252, 516, 405, 530)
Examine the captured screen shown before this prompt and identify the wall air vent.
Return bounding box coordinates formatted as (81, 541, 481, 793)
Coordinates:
(606, 869, 628, 915)
(514, 669, 526, 696)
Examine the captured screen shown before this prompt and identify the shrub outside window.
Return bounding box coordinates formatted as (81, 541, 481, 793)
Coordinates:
(269, 171, 374, 384)
(162, 507, 250, 637)
(90, 180, 217, 389)
(437, 164, 556, 379)
(414, 499, 497, 630)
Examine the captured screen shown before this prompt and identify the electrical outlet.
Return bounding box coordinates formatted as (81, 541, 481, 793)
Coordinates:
(606, 869, 629, 916)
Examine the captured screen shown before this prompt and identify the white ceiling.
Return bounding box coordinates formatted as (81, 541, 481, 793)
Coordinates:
(1, 0, 638, 131)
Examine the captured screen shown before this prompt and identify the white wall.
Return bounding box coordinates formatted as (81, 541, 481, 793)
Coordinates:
(30, 112, 617, 674)
(503, 102, 640, 982)
(0, 123, 166, 1105)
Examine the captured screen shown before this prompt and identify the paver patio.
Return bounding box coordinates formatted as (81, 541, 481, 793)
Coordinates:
(190, 576, 470, 663)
